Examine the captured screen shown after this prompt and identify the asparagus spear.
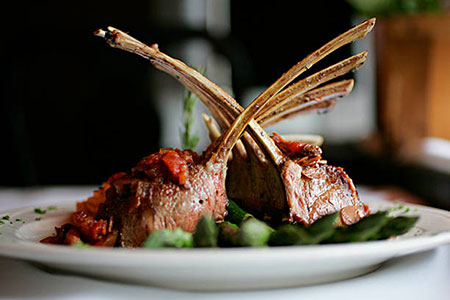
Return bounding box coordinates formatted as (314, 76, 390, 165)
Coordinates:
(371, 216, 419, 240)
(218, 221, 240, 247)
(143, 228, 194, 248)
(269, 224, 311, 246)
(326, 212, 389, 243)
(306, 212, 339, 244)
(226, 199, 254, 225)
(193, 215, 218, 247)
(269, 213, 338, 246)
(239, 219, 274, 247)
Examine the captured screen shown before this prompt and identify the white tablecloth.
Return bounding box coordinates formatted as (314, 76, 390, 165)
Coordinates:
(0, 186, 449, 300)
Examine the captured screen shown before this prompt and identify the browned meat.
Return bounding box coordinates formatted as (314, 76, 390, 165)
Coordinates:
(281, 161, 366, 225)
(224, 127, 366, 225)
(96, 150, 229, 247)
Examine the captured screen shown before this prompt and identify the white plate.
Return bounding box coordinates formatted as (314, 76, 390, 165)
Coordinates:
(0, 199, 449, 291)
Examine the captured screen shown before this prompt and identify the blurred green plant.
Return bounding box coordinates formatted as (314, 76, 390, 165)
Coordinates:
(346, 0, 443, 17)
(180, 66, 205, 150)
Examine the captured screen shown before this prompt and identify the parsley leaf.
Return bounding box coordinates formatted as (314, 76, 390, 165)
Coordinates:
(34, 208, 46, 215)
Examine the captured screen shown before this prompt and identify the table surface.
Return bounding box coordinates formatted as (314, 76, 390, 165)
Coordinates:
(0, 186, 449, 300)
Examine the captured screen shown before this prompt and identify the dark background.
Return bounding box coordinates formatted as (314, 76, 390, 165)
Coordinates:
(1, 1, 353, 186)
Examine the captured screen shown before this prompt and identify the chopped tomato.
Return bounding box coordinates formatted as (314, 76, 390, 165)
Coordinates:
(162, 150, 188, 185)
(71, 211, 108, 243)
(272, 132, 304, 155)
(64, 227, 83, 245)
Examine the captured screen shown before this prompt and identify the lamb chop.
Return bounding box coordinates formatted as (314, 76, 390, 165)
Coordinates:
(202, 79, 359, 221)
(85, 63, 286, 246)
(93, 19, 374, 230)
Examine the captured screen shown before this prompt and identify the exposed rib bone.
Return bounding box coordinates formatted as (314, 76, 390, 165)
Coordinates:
(262, 99, 337, 128)
(94, 19, 374, 167)
(258, 79, 354, 126)
(95, 26, 285, 165)
(255, 52, 367, 121)
(203, 113, 324, 147)
(246, 18, 375, 120)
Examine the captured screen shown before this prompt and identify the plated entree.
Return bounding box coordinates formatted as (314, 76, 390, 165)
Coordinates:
(41, 18, 418, 248)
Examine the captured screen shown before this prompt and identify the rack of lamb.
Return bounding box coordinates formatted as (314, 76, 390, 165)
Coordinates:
(43, 19, 375, 247)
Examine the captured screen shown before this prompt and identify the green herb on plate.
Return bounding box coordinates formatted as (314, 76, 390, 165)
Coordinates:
(34, 208, 46, 214)
(2, 215, 10, 221)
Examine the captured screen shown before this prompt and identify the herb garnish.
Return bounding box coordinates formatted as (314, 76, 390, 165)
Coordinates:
(35, 217, 42, 221)
(0, 221, 4, 225)
(34, 208, 46, 215)
(180, 66, 204, 150)
(2, 215, 10, 221)
(47, 206, 57, 211)
(15, 219, 22, 222)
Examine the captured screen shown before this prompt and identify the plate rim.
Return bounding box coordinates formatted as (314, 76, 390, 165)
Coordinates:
(0, 200, 449, 266)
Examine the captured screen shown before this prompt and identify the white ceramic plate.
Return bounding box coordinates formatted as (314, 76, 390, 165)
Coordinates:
(0, 199, 449, 291)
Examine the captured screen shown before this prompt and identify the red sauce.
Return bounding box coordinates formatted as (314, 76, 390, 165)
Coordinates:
(272, 132, 304, 156)
(134, 148, 193, 186)
(71, 211, 108, 243)
(162, 150, 188, 185)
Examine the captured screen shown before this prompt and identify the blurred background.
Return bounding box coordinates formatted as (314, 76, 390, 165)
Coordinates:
(1, 0, 449, 209)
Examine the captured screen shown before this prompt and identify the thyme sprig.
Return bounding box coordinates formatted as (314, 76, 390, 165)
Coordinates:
(180, 67, 205, 150)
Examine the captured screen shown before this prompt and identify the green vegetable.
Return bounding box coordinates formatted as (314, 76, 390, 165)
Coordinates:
(0, 221, 3, 225)
(2, 215, 10, 221)
(269, 225, 311, 246)
(72, 241, 91, 248)
(180, 67, 204, 150)
(143, 228, 194, 248)
(239, 219, 273, 247)
(327, 212, 389, 243)
(226, 199, 254, 225)
(306, 212, 339, 244)
(47, 206, 57, 211)
(35, 217, 42, 221)
(15, 219, 22, 222)
(218, 221, 240, 247)
(34, 208, 46, 215)
(193, 215, 218, 247)
(371, 216, 419, 240)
